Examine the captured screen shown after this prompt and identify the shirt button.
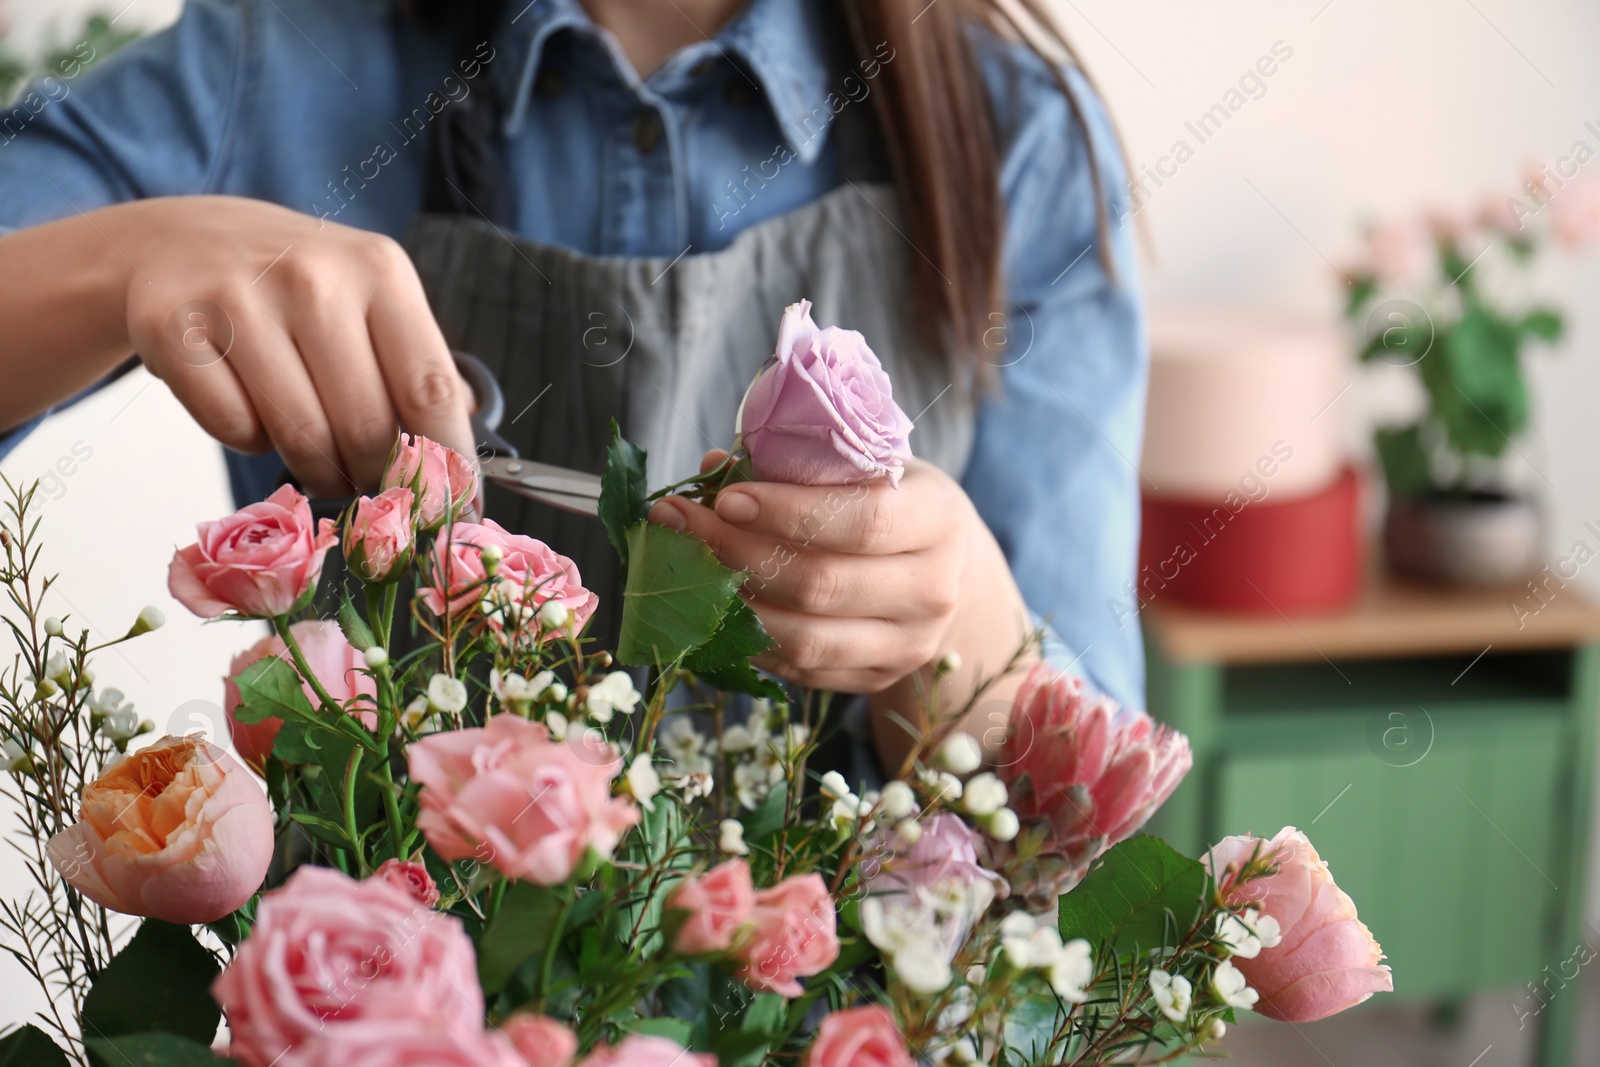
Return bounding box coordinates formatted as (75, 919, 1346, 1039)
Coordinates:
(535, 68, 566, 98)
(631, 110, 663, 154)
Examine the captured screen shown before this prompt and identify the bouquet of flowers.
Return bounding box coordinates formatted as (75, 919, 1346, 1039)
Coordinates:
(0, 302, 1391, 1067)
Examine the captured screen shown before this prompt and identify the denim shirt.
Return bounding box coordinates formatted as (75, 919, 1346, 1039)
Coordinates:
(0, 0, 1148, 708)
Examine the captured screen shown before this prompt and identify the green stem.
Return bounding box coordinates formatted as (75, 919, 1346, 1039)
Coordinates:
(342, 744, 367, 875)
(377, 755, 407, 862)
(275, 616, 383, 752)
(537, 889, 575, 1008)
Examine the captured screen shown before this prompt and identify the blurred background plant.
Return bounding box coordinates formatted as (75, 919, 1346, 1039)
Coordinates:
(0, 4, 138, 104)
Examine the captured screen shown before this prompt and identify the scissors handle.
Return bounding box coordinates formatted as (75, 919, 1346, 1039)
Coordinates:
(453, 350, 518, 459)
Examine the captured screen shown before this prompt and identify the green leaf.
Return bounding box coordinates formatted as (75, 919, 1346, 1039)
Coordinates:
(631, 1017, 694, 1045)
(85, 1033, 233, 1067)
(81, 920, 221, 1046)
(600, 423, 650, 566)
(682, 599, 782, 701)
(0, 1024, 70, 1066)
(1343, 275, 1377, 319)
(1522, 308, 1564, 342)
(477, 882, 566, 995)
(1373, 424, 1434, 497)
(1427, 306, 1527, 456)
(617, 523, 745, 666)
(288, 812, 355, 850)
(740, 781, 789, 842)
(1057, 836, 1208, 956)
(231, 656, 315, 726)
(337, 588, 375, 652)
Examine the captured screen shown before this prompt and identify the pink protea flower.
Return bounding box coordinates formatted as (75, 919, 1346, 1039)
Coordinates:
(1205, 826, 1393, 1022)
(998, 664, 1192, 894)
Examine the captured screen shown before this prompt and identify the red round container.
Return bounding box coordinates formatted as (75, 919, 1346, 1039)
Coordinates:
(1137, 465, 1363, 614)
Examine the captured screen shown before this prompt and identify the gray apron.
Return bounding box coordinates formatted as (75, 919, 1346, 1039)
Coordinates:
(402, 181, 975, 649)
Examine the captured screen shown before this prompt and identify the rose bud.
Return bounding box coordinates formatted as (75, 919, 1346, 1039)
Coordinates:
(343, 486, 416, 583)
(371, 857, 441, 908)
(46, 736, 272, 923)
(739, 299, 914, 487)
(1205, 826, 1393, 1022)
(224, 620, 378, 768)
(381, 433, 477, 532)
(168, 484, 337, 619)
(502, 1014, 579, 1067)
(666, 858, 755, 955)
(802, 1006, 914, 1067)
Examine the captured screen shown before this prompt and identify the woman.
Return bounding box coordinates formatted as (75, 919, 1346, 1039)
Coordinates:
(0, 0, 1144, 771)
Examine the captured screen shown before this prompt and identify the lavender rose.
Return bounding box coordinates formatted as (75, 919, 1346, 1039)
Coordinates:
(739, 300, 914, 487)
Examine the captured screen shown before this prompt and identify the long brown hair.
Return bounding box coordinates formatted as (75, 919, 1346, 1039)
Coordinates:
(404, 0, 1116, 363)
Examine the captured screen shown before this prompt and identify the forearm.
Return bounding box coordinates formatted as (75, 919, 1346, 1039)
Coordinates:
(0, 208, 135, 432)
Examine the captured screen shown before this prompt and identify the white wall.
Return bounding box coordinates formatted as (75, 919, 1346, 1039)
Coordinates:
(4, 0, 1600, 1035)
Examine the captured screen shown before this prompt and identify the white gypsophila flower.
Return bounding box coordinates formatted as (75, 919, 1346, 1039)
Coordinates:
(99, 707, 141, 742)
(671, 771, 715, 801)
(879, 779, 917, 820)
(961, 772, 1007, 816)
(720, 722, 756, 754)
(586, 671, 641, 724)
(43, 616, 63, 637)
(895, 940, 954, 995)
(45, 651, 73, 685)
(999, 911, 1038, 967)
(3, 739, 29, 774)
(532, 671, 567, 703)
(894, 818, 922, 846)
(965, 964, 988, 985)
(936, 732, 982, 775)
(89, 688, 132, 722)
(1026, 926, 1065, 970)
(132, 605, 165, 635)
(538, 599, 571, 632)
(400, 693, 433, 732)
(930, 771, 964, 803)
(830, 795, 863, 831)
(733, 761, 771, 810)
(1217, 907, 1282, 960)
(718, 818, 748, 856)
(1148, 968, 1192, 1023)
(545, 710, 570, 740)
(1205, 1018, 1227, 1041)
(1049, 939, 1094, 1003)
(427, 674, 469, 714)
(363, 646, 389, 669)
(1245, 907, 1282, 950)
(981, 807, 1020, 842)
(819, 770, 853, 800)
(626, 754, 660, 811)
(1211, 960, 1259, 1010)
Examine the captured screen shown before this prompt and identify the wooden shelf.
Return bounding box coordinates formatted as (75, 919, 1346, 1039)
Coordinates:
(1142, 572, 1600, 666)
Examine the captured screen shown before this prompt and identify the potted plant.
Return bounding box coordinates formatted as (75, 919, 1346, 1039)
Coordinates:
(1345, 169, 1600, 585)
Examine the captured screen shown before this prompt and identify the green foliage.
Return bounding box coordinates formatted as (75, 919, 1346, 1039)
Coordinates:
(0, 14, 140, 104)
(617, 523, 746, 666)
(230, 656, 315, 725)
(600, 423, 650, 567)
(1373, 424, 1433, 497)
(81, 920, 221, 1047)
(1058, 836, 1209, 955)
(0, 1024, 69, 1066)
(683, 599, 781, 701)
(477, 882, 569, 995)
(85, 1033, 233, 1067)
(336, 588, 376, 651)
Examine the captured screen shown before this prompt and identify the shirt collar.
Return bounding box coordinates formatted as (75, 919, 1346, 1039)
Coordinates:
(494, 0, 837, 165)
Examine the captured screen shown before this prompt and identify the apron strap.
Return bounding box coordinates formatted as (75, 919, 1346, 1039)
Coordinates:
(422, 0, 512, 224)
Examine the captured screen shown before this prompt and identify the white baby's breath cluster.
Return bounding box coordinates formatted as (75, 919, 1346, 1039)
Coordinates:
(998, 912, 1095, 1002)
(717, 699, 807, 810)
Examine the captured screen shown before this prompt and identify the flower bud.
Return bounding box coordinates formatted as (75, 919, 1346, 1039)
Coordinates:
(426, 674, 468, 715)
(34, 677, 59, 701)
(819, 770, 853, 800)
(538, 599, 570, 632)
(893, 818, 922, 846)
(1206, 1019, 1226, 1042)
(625, 754, 661, 812)
(43, 617, 63, 637)
(128, 605, 165, 637)
(718, 818, 748, 856)
(363, 646, 390, 669)
(79, 666, 95, 687)
(981, 807, 1019, 842)
(3, 739, 31, 775)
(879, 779, 916, 820)
(936, 733, 982, 775)
(935, 650, 962, 675)
(961, 772, 1007, 816)
(479, 541, 504, 577)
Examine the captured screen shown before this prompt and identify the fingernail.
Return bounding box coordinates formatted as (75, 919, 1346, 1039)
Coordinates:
(717, 490, 759, 524)
(649, 499, 687, 531)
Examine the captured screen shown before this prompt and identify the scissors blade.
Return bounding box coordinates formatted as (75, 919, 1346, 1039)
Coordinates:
(479, 455, 603, 518)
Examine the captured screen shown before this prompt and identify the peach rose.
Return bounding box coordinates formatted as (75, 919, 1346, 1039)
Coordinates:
(278, 1024, 528, 1067)
(46, 736, 272, 923)
(1552, 175, 1600, 250)
(224, 620, 378, 768)
(802, 1006, 913, 1067)
(578, 1035, 715, 1067)
(667, 859, 755, 955)
(735, 872, 839, 996)
(419, 520, 598, 636)
(168, 484, 338, 619)
(372, 858, 440, 908)
(1205, 826, 1393, 1022)
(502, 1014, 578, 1067)
(382, 433, 478, 532)
(214, 867, 484, 1067)
(343, 486, 416, 582)
(407, 715, 639, 885)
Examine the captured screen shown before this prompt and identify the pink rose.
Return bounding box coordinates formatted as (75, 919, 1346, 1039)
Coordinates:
(502, 1014, 579, 1067)
(667, 859, 755, 955)
(740, 300, 914, 487)
(407, 714, 639, 885)
(1205, 826, 1393, 1022)
(1552, 175, 1600, 250)
(225, 620, 379, 768)
(863, 813, 1004, 959)
(372, 858, 440, 908)
(802, 1006, 913, 1067)
(278, 1024, 528, 1067)
(735, 872, 839, 996)
(578, 1035, 715, 1067)
(382, 433, 478, 532)
(168, 484, 338, 618)
(213, 866, 484, 1067)
(343, 486, 416, 582)
(1363, 219, 1432, 285)
(1476, 193, 1523, 234)
(1001, 665, 1191, 881)
(46, 736, 272, 923)
(420, 520, 598, 636)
